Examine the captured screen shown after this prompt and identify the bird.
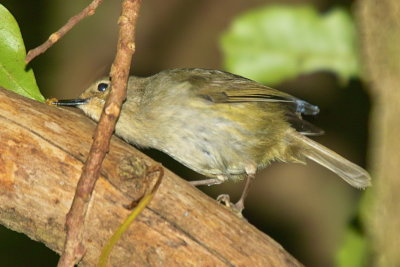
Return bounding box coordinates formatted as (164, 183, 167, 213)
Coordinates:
(52, 68, 371, 213)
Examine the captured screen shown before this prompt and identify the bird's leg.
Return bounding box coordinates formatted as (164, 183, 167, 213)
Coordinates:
(190, 165, 256, 215)
(216, 173, 255, 216)
(234, 169, 256, 213)
(189, 175, 227, 186)
(217, 165, 257, 215)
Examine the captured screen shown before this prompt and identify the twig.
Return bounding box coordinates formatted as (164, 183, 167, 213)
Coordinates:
(57, 0, 142, 266)
(98, 166, 164, 266)
(25, 0, 104, 64)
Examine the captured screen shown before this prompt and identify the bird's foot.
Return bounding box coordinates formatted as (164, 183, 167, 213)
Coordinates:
(216, 194, 244, 218)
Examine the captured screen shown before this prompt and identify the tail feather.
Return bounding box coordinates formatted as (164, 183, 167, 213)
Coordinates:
(290, 133, 371, 189)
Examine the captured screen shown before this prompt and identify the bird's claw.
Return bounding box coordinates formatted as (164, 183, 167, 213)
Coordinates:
(216, 194, 244, 218)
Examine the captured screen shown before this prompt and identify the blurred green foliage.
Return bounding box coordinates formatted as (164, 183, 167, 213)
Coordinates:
(220, 5, 359, 85)
(336, 186, 373, 267)
(336, 227, 368, 267)
(0, 4, 44, 102)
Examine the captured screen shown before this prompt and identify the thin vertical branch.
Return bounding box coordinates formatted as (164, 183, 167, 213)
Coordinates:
(57, 0, 142, 266)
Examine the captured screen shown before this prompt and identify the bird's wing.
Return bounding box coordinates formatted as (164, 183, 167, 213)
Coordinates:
(199, 87, 320, 116)
(183, 70, 323, 135)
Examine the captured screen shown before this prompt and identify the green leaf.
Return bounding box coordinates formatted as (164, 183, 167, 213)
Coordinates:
(220, 5, 359, 85)
(335, 227, 368, 267)
(0, 4, 44, 102)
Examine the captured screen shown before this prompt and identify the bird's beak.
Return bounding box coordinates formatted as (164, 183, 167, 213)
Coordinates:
(49, 98, 88, 107)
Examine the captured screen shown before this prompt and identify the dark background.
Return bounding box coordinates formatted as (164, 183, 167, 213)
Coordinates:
(0, 1, 370, 266)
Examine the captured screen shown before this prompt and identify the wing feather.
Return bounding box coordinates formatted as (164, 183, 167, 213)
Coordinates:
(178, 69, 323, 136)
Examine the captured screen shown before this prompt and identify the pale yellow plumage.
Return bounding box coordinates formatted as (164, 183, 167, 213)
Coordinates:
(53, 68, 371, 211)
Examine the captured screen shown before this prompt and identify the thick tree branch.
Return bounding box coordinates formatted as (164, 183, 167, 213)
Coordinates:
(0, 88, 302, 267)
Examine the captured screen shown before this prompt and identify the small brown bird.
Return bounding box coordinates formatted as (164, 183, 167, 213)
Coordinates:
(53, 68, 371, 212)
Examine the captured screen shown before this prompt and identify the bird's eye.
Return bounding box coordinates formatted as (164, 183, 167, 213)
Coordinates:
(97, 83, 108, 92)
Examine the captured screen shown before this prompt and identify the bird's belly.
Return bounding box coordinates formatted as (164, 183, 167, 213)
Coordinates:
(140, 102, 292, 181)
(158, 121, 259, 180)
(162, 140, 249, 180)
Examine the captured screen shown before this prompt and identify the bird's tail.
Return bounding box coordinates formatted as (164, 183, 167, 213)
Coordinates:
(290, 132, 371, 189)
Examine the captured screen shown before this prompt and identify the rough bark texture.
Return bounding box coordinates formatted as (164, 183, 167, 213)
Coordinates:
(0, 88, 302, 267)
(357, 1, 400, 266)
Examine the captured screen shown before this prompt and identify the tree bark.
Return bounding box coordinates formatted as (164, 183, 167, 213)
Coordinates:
(357, 1, 400, 266)
(0, 88, 302, 266)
